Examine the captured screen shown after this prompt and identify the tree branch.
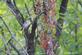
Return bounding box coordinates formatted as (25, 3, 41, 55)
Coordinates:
(56, 0, 68, 37)
(25, 3, 32, 22)
(5, 0, 25, 27)
(8, 40, 21, 55)
(78, 0, 82, 7)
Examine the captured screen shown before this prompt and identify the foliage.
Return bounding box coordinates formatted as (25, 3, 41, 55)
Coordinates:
(0, 0, 82, 55)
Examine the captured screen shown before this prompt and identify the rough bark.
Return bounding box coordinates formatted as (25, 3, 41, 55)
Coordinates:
(42, 0, 56, 55)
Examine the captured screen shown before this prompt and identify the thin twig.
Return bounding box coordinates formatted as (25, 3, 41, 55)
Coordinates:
(25, 3, 32, 22)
